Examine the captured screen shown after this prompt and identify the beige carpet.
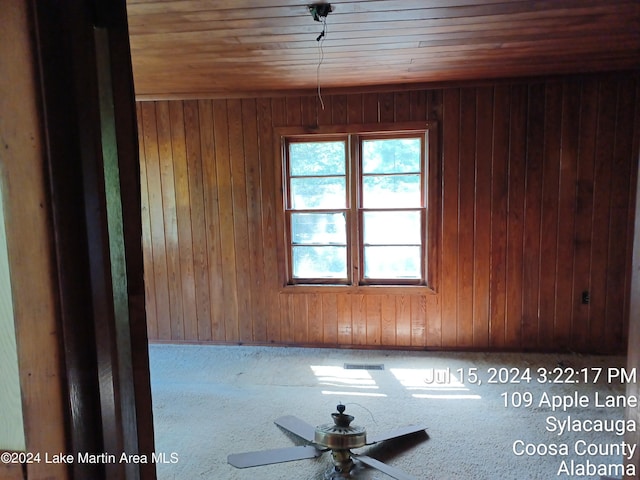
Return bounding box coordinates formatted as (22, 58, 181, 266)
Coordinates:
(149, 344, 630, 479)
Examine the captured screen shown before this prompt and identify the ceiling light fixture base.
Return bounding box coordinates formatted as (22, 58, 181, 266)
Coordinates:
(308, 3, 332, 22)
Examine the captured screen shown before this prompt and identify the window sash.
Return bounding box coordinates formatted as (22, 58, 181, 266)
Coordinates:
(358, 208, 426, 285)
(285, 209, 352, 284)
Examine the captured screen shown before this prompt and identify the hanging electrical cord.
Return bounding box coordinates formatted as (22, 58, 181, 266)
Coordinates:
(309, 4, 332, 111)
(316, 14, 327, 110)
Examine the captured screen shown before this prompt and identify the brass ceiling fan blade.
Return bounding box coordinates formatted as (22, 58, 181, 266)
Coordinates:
(227, 445, 324, 468)
(274, 414, 318, 443)
(354, 454, 419, 480)
(366, 425, 428, 445)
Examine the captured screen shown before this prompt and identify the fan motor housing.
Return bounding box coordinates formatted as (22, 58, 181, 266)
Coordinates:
(314, 408, 367, 450)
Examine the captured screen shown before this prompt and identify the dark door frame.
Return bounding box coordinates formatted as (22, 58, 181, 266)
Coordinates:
(29, 1, 155, 478)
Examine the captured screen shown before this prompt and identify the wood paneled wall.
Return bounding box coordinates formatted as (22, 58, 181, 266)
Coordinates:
(137, 74, 639, 353)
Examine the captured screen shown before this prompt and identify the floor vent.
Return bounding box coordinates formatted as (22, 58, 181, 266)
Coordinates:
(343, 363, 384, 371)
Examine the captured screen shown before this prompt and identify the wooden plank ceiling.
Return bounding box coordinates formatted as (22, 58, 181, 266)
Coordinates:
(126, 0, 640, 100)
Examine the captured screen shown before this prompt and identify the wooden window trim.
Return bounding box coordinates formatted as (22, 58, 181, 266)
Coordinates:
(275, 121, 440, 294)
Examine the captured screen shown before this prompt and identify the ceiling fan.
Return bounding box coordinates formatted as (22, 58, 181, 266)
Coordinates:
(228, 404, 428, 479)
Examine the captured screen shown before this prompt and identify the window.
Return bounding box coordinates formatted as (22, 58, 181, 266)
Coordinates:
(281, 123, 436, 288)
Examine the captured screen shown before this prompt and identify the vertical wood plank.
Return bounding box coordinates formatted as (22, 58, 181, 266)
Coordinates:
(258, 98, 281, 343)
(332, 95, 348, 125)
(301, 95, 317, 127)
(140, 102, 171, 340)
(426, 294, 442, 347)
(381, 294, 396, 346)
(378, 92, 394, 123)
(271, 96, 287, 128)
(308, 293, 323, 344)
(322, 293, 338, 344)
(410, 295, 426, 346)
(473, 86, 493, 348)
(538, 82, 562, 348)
(395, 295, 411, 346)
(571, 78, 598, 351)
(337, 293, 352, 345)
(429, 89, 443, 122)
(285, 97, 302, 126)
(362, 93, 379, 123)
(242, 99, 267, 342)
(294, 294, 308, 343)
(489, 85, 510, 348)
(195, 100, 221, 342)
(605, 79, 636, 352)
(394, 91, 411, 122)
(212, 99, 240, 342)
(521, 83, 545, 349)
(156, 101, 184, 341)
(184, 100, 211, 342)
(346, 93, 363, 124)
(505, 84, 528, 348)
(227, 99, 253, 342)
(281, 295, 295, 343)
(352, 294, 366, 345)
(441, 88, 460, 346)
(554, 81, 581, 348)
(589, 78, 617, 352)
(169, 101, 199, 341)
(317, 94, 333, 126)
(137, 104, 158, 340)
(409, 90, 427, 121)
(457, 87, 476, 347)
(365, 295, 382, 346)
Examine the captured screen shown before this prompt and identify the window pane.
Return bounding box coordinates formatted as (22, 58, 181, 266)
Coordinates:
(289, 141, 345, 176)
(363, 211, 421, 245)
(362, 138, 421, 174)
(291, 212, 346, 245)
(291, 177, 346, 209)
(292, 246, 347, 278)
(362, 174, 420, 208)
(363, 246, 421, 279)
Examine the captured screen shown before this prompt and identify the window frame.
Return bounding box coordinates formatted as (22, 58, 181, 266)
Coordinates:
(276, 121, 439, 293)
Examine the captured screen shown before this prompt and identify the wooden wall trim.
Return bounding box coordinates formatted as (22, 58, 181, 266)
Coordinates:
(0, 1, 69, 478)
(138, 74, 639, 353)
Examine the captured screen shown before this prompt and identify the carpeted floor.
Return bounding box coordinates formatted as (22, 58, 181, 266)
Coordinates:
(148, 344, 630, 480)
